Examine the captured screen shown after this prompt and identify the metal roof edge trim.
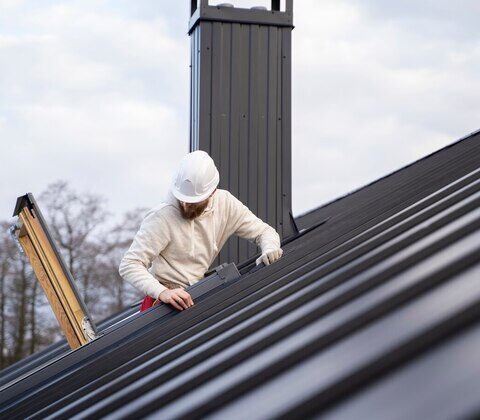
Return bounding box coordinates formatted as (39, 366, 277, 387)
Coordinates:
(295, 128, 480, 227)
(0, 263, 240, 400)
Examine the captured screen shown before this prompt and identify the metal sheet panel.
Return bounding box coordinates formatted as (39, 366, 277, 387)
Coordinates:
(1, 130, 480, 420)
(190, 5, 296, 268)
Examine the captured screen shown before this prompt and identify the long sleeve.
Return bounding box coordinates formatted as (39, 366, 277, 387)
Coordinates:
(227, 191, 281, 252)
(118, 210, 170, 299)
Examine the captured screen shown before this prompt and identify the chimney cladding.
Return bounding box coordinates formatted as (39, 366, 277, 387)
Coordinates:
(189, 0, 295, 267)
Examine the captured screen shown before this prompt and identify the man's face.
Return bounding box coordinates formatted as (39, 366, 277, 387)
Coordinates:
(179, 198, 209, 220)
(178, 189, 217, 220)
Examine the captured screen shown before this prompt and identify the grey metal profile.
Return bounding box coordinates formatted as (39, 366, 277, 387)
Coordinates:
(0, 262, 240, 400)
(189, 0, 296, 268)
(0, 304, 139, 389)
(0, 130, 479, 419)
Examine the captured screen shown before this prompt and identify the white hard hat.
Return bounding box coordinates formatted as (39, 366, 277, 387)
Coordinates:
(170, 150, 220, 203)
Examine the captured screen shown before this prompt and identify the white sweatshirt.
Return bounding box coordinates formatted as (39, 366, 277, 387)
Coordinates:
(118, 188, 281, 299)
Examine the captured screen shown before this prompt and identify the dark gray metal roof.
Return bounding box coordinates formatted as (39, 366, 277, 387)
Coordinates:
(1, 130, 479, 419)
(0, 302, 139, 389)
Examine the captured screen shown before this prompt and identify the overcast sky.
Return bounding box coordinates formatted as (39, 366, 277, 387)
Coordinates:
(1, 0, 479, 224)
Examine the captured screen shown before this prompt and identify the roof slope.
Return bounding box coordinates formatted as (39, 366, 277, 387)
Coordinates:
(0, 303, 139, 389)
(1, 130, 479, 419)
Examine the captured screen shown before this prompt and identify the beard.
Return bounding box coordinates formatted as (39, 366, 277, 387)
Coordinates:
(179, 198, 210, 220)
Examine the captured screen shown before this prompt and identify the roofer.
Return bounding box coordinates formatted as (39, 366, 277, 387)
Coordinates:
(119, 150, 283, 312)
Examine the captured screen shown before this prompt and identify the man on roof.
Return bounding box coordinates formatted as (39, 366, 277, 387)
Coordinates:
(119, 150, 283, 312)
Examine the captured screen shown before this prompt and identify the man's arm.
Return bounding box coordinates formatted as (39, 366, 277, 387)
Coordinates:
(227, 191, 283, 265)
(118, 210, 170, 299)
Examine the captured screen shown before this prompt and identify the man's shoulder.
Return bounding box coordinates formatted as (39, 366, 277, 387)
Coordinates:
(143, 203, 179, 224)
(214, 189, 238, 206)
(215, 188, 230, 199)
(217, 189, 242, 200)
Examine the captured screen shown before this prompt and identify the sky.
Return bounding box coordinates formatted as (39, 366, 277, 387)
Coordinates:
(0, 0, 479, 224)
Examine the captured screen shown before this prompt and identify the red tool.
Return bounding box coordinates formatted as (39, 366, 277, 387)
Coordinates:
(139, 296, 161, 312)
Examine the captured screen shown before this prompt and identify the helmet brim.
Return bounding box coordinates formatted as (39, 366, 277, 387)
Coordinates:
(170, 170, 219, 203)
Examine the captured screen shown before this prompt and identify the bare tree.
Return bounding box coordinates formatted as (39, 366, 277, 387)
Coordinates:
(0, 181, 146, 369)
(95, 208, 146, 314)
(0, 222, 15, 368)
(0, 222, 48, 367)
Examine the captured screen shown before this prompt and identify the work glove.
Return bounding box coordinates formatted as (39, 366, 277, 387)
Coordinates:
(256, 247, 283, 266)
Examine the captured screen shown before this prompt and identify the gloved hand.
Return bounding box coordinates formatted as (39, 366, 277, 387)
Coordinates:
(256, 247, 283, 266)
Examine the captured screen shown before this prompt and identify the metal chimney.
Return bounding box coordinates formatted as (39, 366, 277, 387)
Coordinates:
(188, 0, 296, 266)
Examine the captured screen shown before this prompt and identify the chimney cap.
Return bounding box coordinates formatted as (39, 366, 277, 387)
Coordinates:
(189, 0, 293, 34)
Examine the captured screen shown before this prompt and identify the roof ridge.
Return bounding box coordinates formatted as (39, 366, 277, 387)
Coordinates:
(295, 127, 480, 221)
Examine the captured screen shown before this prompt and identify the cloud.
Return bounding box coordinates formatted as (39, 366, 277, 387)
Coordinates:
(291, 0, 480, 214)
(0, 1, 190, 221)
(0, 0, 478, 223)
